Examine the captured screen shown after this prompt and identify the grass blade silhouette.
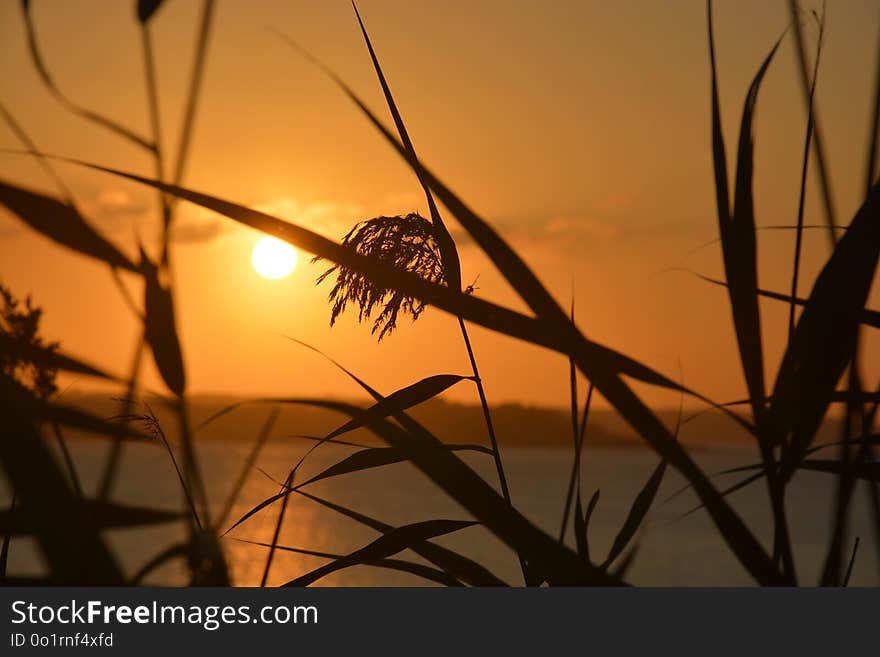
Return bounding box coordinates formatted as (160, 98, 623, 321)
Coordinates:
(237, 539, 463, 586)
(710, 18, 784, 423)
(797, 460, 879, 481)
(225, 442, 489, 536)
(0, 101, 76, 205)
(255, 361, 470, 586)
(294, 489, 507, 586)
(603, 460, 667, 569)
(50, 421, 83, 499)
(279, 370, 475, 495)
(216, 407, 279, 529)
(559, 300, 584, 544)
(0, 375, 124, 584)
(0, 500, 183, 534)
(142, 252, 186, 397)
(788, 7, 825, 340)
(772, 180, 880, 475)
(0, 333, 119, 381)
(697, 275, 880, 330)
(137, 0, 165, 23)
(787, 0, 838, 246)
(131, 542, 188, 584)
(575, 489, 600, 561)
(296, 444, 493, 490)
(281, 519, 477, 587)
(250, 399, 625, 585)
(0, 180, 138, 271)
(322, 373, 472, 440)
(19, 0, 154, 152)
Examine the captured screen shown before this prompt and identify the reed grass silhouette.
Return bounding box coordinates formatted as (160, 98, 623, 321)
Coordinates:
(0, 0, 878, 586)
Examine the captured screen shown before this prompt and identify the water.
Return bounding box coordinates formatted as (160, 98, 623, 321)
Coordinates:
(5, 439, 878, 586)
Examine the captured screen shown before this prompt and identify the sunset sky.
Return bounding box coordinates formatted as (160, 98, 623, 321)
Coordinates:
(1, 0, 878, 409)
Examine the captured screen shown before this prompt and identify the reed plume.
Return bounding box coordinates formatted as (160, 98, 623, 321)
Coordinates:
(314, 212, 446, 340)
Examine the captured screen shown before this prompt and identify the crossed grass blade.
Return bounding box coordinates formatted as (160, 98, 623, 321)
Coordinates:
(240, 354, 472, 585)
(317, 372, 473, 441)
(216, 407, 280, 529)
(31, 397, 153, 442)
(224, 342, 501, 585)
(601, 397, 681, 569)
(0, 101, 75, 205)
(118, 402, 203, 531)
(670, 434, 880, 521)
(277, 351, 474, 483)
(772, 180, 880, 475)
(842, 537, 861, 586)
(796, 460, 879, 482)
(0, 375, 124, 584)
(224, 441, 491, 537)
(295, 444, 493, 491)
(675, 472, 766, 524)
(49, 422, 83, 499)
(280, 519, 477, 587)
(575, 489, 600, 562)
(696, 275, 880, 330)
(235, 539, 463, 587)
(242, 398, 624, 585)
(294, 489, 508, 587)
(603, 460, 668, 570)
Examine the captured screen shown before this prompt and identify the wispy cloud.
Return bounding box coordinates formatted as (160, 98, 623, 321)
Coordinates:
(444, 214, 624, 254)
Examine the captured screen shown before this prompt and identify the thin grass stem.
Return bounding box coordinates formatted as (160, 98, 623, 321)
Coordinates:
(787, 7, 824, 341)
(787, 0, 837, 248)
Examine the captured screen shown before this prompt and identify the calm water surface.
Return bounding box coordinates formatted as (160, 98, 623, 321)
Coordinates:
(5, 440, 878, 586)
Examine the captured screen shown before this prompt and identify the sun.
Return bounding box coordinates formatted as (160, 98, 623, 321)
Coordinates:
(252, 236, 298, 279)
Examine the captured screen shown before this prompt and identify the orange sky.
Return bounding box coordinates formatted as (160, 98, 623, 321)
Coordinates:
(1, 0, 878, 409)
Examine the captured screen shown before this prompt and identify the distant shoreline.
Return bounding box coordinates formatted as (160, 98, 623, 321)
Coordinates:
(53, 391, 814, 450)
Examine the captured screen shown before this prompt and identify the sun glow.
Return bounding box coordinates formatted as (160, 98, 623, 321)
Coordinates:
(252, 236, 298, 279)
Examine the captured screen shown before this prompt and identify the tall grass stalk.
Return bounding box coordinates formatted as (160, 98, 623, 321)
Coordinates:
(787, 5, 824, 342)
(787, 0, 838, 246)
(337, 2, 527, 582)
